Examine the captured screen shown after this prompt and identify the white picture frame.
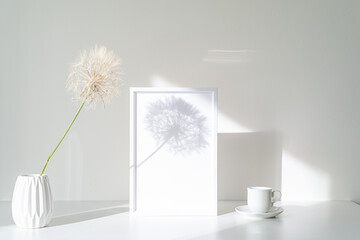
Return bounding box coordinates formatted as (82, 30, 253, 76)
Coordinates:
(130, 88, 217, 216)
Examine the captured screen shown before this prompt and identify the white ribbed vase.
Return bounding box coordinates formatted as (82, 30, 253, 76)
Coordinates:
(12, 174, 53, 228)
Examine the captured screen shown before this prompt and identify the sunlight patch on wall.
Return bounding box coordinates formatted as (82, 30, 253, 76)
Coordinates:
(217, 113, 253, 133)
(150, 75, 253, 133)
(282, 151, 330, 201)
(151, 75, 178, 88)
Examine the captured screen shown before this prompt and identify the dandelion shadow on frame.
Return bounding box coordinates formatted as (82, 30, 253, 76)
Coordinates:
(136, 96, 209, 168)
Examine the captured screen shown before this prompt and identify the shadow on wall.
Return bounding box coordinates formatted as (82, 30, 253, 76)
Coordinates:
(218, 132, 282, 200)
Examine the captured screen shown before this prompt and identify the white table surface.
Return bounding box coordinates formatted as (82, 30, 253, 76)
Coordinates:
(0, 200, 359, 240)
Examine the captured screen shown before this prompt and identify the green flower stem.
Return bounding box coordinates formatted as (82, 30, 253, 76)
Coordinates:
(40, 98, 87, 176)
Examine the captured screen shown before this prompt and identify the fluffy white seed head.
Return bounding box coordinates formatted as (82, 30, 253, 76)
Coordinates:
(67, 45, 123, 108)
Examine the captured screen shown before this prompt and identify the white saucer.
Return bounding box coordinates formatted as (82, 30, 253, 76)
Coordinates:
(235, 205, 284, 218)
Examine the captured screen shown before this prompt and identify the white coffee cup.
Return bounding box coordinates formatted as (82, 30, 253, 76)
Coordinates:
(247, 187, 281, 213)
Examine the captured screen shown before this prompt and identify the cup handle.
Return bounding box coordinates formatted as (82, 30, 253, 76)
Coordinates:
(272, 190, 282, 203)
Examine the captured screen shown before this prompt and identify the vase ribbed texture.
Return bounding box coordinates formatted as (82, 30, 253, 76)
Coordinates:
(12, 174, 53, 228)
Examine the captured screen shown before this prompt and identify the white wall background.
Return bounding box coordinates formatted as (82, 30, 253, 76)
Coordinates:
(1, 0, 360, 202)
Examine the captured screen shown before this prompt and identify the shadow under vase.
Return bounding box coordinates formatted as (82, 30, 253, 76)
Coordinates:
(49, 200, 128, 227)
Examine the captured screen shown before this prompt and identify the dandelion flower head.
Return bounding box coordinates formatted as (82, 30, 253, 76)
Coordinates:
(67, 45, 123, 108)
